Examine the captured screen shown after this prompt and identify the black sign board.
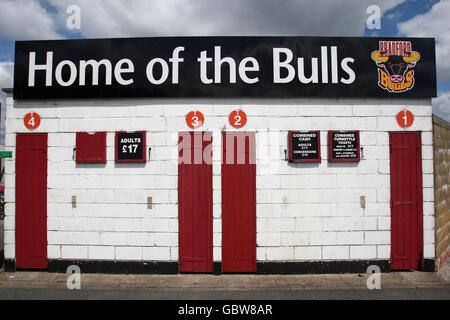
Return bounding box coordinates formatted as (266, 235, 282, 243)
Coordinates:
(115, 131, 146, 163)
(13, 36, 436, 100)
(289, 131, 321, 163)
(328, 131, 360, 162)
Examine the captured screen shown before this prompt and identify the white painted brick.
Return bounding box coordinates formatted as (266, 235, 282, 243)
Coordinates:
(377, 245, 390, 259)
(256, 247, 266, 261)
(325, 105, 352, 116)
(323, 217, 353, 231)
(115, 246, 142, 260)
(61, 245, 88, 259)
(424, 230, 435, 245)
(99, 232, 127, 245)
(353, 105, 380, 116)
(88, 246, 115, 259)
(4, 244, 15, 259)
(423, 244, 435, 259)
(143, 247, 171, 260)
(114, 218, 141, 232)
(48, 245, 61, 259)
(377, 217, 390, 230)
(294, 246, 321, 260)
(350, 246, 377, 259)
(365, 231, 390, 244)
(423, 188, 434, 202)
(336, 231, 364, 245)
(214, 247, 222, 261)
(309, 232, 336, 245)
(141, 219, 170, 232)
(266, 247, 294, 260)
(295, 218, 322, 232)
(126, 233, 155, 246)
(153, 233, 178, 246)
(257, 232, 281, 246)
(281, 232, 308, 246)
(322, 246, 349, 259)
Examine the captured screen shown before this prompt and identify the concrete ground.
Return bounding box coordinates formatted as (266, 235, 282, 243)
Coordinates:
(0, 261, 449, 300)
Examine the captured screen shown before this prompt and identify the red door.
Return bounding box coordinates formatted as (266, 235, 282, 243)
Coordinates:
(389, 132, 423, 270)
(222, 132, 256, 272)
(178, 132, 213, 272)
(16, 133, 48, 269)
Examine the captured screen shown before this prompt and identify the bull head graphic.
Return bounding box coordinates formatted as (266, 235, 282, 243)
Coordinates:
(371, 50, 420, 83)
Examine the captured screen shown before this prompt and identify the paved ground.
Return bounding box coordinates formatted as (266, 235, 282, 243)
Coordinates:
(0, 263, 449, 300)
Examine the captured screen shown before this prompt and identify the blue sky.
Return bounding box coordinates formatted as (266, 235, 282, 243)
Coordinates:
(0, 0, 449, 145)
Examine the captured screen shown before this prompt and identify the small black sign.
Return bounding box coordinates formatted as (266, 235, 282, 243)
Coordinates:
(289, 131, 321, 163)
(328, 131, 360, 162)
(116, 131, 146, 163)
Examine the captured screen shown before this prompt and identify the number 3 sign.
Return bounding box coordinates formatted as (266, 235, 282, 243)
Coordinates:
(229, 109, 247, 128)
(24, 112, 41, 130)
(186, 111, 204, 129)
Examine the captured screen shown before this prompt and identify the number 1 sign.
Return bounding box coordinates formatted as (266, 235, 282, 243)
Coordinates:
(396, 109, 414, 128)
(115, 131, 146, 163)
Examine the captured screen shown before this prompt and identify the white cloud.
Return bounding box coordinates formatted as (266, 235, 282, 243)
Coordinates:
(397, 0, 450, 81)
(46, 0, 405, 38)
(0, 0, 62, 40)
(433, 91, 450, 121)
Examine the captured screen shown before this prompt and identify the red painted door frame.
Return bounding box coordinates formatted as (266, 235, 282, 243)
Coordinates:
(222, 132, 256, 273)
(389, 132, 423, 270)
(15, 133, 48, 269)
(178, 131, 213, 272)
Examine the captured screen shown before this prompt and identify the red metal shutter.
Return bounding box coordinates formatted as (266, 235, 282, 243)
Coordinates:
(178, 132, 213, 272)
(389, 132, 423, 270)
(222, 132, 256, 273)
(15, 133, 48, 269)
(76, 132, 107, 163)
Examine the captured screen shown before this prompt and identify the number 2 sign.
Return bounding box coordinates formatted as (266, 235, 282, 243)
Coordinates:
(229, 109, 247, 128)
(24, 112, 41, 130)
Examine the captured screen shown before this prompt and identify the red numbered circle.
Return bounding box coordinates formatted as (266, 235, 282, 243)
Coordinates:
(186, 111, 204, 129)
(396, 109, 414, 128)
(229, 109, 247, 128)
(24, 112, 41, 130)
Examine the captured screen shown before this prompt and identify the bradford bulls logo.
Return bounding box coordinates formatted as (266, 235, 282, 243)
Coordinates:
(371, 41, 420, 93)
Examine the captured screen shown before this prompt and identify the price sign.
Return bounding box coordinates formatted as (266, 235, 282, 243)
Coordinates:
(289, 131, 321, 163)
(24, 112, 41, 130)
(186, 111, 204, 129)
(229, 110, 247, 128)
(396, 109, 414, 128)
(328, 131, 360, 162)
(115, 131, 146, 163)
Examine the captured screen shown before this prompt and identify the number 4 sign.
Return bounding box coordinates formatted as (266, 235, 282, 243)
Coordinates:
(24, 112, 41, 130)
(229, 109, 247, 128)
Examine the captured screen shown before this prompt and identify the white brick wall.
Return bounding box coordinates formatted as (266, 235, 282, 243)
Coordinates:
(3, 95, 434, 263)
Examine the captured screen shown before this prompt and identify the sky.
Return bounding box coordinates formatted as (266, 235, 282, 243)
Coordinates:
(0, 0, 449, 144)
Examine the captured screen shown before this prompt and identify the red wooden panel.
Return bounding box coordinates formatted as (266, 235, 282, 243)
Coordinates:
(178, 132, 213, 272)
(16, 133, 48, 269)
(389, 132, 423, 270)
(222, 132, 256, 273)
(76, 132, 107, 163)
